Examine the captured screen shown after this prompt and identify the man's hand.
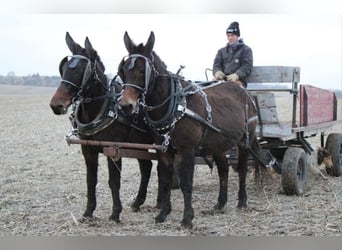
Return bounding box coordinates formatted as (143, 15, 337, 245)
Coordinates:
(214, 71, 225, 80)
(226, 73, 239, 82)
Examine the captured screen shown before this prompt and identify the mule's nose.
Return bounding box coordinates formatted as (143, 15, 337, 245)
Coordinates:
(50, 103, 67, 115)
(120, 103, 134, 116)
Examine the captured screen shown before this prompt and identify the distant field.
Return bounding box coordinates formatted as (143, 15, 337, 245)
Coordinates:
(0, 84, 56, 96)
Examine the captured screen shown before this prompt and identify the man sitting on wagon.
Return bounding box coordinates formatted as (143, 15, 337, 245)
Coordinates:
(212, 21, 253, 88)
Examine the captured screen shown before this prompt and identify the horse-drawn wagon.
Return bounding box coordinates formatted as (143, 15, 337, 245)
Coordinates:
(65, 65, 341, 197)
(51, 32, 341, 227)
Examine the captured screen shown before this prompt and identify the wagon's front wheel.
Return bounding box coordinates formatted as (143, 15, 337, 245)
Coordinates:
(325, 133, 342, 177)
(281, 147, 308, 196)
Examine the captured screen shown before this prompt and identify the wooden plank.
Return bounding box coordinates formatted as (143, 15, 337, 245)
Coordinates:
(256, 124, 292, 138)
(258, 108, 279, 124)
(103, 147, 159, 160)
(292, 121, 337, 134)
(245, 66, 300, 83)
(66, 138, 165, 151)
(253, 92, 280, 124)
(300, 84, 337, 126)
(253, 92, 277, 108)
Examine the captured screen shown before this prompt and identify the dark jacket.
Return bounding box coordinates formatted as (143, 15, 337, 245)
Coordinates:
(213, 39, 253, 84)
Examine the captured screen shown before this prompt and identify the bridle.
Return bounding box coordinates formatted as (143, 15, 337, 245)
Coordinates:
(59, 54, 120, 137)
(59, 54, 108, 99)
(120, 54, 160, 96)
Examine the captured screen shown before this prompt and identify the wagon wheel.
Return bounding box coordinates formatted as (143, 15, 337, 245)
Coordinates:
(325, 133, 342, 177)
(281, 147, 307, 196)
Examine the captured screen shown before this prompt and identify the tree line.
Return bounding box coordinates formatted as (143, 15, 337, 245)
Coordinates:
(0, 73, 60, 87)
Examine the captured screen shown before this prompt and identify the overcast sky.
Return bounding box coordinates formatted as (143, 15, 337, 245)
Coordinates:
(0, 14, 341, 90)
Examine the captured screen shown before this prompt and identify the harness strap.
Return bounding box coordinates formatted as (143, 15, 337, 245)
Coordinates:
(196, 126, 209, 155)
(145, 76, 186, 131)
(61, 79, 79, 89)
(185, 104, 266, 168)
(183, 107, 243, 144)
(73, 88, 117, 136)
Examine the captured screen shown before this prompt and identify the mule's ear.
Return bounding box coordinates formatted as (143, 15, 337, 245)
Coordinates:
(145, 31, 155, 54)
(124, 31, 136, 53)
(85, 37, 97, 59)
(66, 32, 83, 54)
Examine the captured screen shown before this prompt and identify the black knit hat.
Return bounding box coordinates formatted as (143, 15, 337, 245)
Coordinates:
(226, 21, 240, 36)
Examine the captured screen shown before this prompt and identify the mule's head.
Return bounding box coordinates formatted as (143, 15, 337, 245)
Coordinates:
(49, 32, 106, 115)
(118, 31, 156, 115)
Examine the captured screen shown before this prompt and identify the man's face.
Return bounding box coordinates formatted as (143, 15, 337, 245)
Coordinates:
(227, 33, 238, 45)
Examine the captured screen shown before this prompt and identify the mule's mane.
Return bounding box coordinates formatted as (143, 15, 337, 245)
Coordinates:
(130, 43, 147, 55)
(151, 51, 168, 74)
(90, 53, 107, 84)
(96, 55, 105, 73)
(78, 47, 106, 74)
(84, 51, 107, 83)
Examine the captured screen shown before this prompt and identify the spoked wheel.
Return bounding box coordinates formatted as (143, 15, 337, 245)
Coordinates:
(281, 147, 308, 196)
(325, 133, 342, 177)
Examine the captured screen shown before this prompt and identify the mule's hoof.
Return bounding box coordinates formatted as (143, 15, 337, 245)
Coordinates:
(237, 202, 247, 209)
(181, 219, 193, 229)
(79, 215, 93, 223)
(155, 213, 167, 223)
(83, 210, 94, 218)
(109, 215, 121, 223)
(131, 205, 140, 213)
(213, 203, 226, 210)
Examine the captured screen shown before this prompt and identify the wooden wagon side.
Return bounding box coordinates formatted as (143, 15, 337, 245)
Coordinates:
(246, 66, 337, 143)
(246, 66, 341, 195)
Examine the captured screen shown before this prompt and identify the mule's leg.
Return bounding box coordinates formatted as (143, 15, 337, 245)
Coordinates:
(131, 159, 153, 212)
(153, 162, 180, 210)
(107, 157, 122, 223)
(213, 153, 229, 210)
(251, 138, 261, 185)
(178, 150, 195, 228)
(82, 146, 98, 218)
(155, 161, 162, 209)
(155, 154, 173, 223)
(236, 147, 249, 208)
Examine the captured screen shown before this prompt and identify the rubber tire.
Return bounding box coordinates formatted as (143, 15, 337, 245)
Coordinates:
(281, 147, 307, 196)
(325, 133, 342, 177)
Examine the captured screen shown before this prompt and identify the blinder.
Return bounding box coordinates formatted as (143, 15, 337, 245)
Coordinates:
(59, 55, 94, 93)
(120, 54, 156, 95)
(59, 56, 68, 76)
(69, 57, 80, 68)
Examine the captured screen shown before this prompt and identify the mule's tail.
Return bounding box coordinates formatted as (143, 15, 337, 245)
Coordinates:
(249, 136, 274, 185)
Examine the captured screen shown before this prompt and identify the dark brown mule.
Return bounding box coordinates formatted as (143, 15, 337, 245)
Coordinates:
(119, 31, 265, 228)
(50, 32, 161, 222)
